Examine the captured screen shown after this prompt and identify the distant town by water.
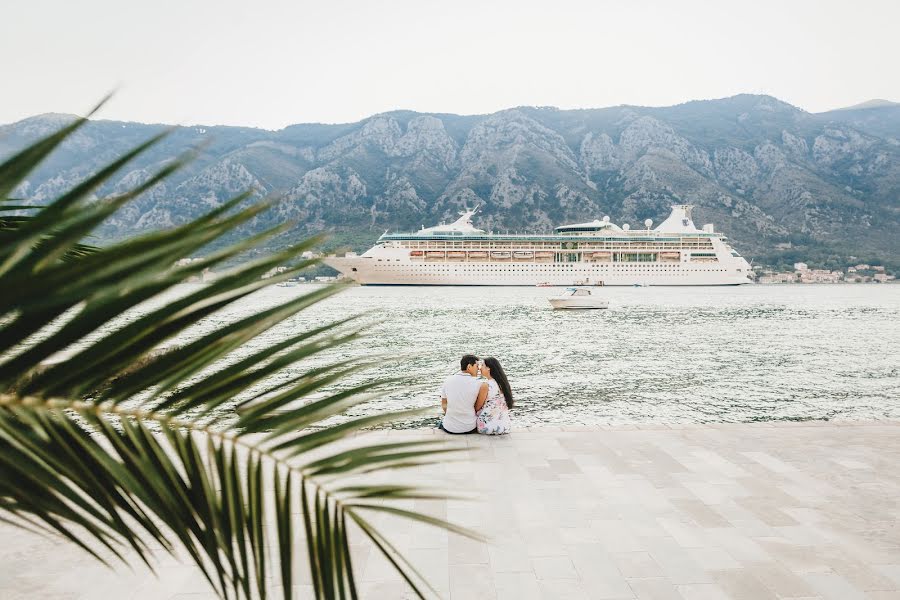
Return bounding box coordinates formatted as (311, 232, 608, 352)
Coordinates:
(757, 261, 895, 284)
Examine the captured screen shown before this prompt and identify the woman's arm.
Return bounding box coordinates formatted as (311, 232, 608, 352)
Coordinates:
(474, 382, 489, 412)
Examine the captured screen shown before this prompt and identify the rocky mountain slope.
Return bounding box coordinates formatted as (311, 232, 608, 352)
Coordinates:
(2, 95, 898, 266)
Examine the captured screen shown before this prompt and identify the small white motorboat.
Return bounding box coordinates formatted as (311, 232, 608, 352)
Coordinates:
(548, 287, 609, 310)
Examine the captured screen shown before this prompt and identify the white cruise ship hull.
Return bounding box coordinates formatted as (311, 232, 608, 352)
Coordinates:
(324, 257, 751, 286)
(323, 205, 753, 286)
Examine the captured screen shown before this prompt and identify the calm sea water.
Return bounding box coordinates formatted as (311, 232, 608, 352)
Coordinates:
(146, 283, 900, 429)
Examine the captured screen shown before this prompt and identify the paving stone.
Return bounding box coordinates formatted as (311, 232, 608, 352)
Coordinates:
(494, 571, 542, 600)
(673, 583, 730, 600)
(626, 577, 682, 600)
(611, 552, 665, 579)
(568, 544, 634, 598)
(449, 563, 495, 599)
(538, 579, 593, 599)
(449, 534, 489, 565)
(684, 547, 741, 571)
(532, 555, 578, 580)
(800, 571, 869, 600)
(710, 569, 776, 599)
(746, 563, 819, 598)
(642, 537, 713, 585)
(2, 424, 899, 599)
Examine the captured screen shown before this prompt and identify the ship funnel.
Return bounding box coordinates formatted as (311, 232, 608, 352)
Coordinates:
(654, 205, 699, 233)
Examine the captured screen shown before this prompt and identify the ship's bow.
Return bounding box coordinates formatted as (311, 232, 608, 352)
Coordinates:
(322, 256, 362, 283)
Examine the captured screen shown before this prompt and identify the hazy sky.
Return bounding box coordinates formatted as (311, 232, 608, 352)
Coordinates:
(2, 0, 898, 129)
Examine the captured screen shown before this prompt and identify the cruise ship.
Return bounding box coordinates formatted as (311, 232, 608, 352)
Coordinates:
(323, 205, 752, 286)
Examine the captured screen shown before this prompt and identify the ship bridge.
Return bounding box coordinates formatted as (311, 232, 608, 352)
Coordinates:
(411, 208, 485, 237)
(555, 216, 622, 235)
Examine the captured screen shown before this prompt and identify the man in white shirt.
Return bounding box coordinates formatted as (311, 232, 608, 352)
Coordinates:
(439, 354, 489, 434)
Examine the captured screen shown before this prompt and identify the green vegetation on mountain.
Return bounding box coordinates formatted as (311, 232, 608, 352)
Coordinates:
(2, 94, 898, 269)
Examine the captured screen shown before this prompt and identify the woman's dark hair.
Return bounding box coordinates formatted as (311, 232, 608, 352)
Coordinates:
(483, 356, 513, 408)
(460, 354, 479, 371)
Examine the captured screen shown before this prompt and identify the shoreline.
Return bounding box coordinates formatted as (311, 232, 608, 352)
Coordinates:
(377, 418, 900, 436)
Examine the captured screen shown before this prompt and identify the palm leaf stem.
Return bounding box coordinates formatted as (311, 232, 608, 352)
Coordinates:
(0, 393, 470, 594)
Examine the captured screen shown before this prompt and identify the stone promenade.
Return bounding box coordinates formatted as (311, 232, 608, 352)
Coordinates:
(2, 422, 900, 599)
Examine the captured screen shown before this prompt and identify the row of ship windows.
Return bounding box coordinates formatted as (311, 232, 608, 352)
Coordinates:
(394, 247, 716, 252)
(372, 271, 728, 277)
(393, 242, 716, 249)
(370, 267, 730, 272)
(377, 259, 720, 264)
(374, 265, 682, 270)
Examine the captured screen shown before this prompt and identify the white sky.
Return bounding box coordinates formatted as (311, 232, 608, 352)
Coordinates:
(2, 0, 898, 129)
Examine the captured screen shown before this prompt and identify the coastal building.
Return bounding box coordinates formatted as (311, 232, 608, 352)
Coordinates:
(174, 257, 204, 267)
(799, 269, 843, 284)
(794, 262, 809, 271)
(758, 272, 798, 284)
(173, 258, 211, 282)
(262, 266, 289, 279)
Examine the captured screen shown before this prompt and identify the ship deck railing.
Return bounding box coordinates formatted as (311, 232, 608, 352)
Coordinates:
(380, 232, 722, 243)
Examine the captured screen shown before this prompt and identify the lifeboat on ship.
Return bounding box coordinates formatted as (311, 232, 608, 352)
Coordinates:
(590, 251, 612, 261)
(425, 251, 445, 259)
(409, 250, 424, 258)
(659, 251, 680, 261)
(513, 251, 534, 260)
(491, 251, 512, 260)
(447, 251, 466, 260)
(468, 251, 488, 259)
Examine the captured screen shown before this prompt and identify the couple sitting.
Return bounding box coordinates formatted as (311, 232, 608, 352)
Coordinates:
(439, 354, 513, 435)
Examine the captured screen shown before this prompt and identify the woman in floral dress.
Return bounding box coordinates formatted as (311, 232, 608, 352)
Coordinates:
(476, 356, 513, 435)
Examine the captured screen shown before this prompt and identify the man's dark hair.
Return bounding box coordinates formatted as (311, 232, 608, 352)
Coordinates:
(460, 354, 479, 371)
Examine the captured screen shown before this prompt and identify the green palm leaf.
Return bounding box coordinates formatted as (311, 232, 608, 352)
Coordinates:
(0, 118, 475, 599)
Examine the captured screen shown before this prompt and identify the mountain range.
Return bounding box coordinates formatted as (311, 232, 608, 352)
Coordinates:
(2, 94, 898, 268)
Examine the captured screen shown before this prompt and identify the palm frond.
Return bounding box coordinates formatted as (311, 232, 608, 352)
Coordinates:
(1, 206, 99, 262)
(0, 118, 471, 599)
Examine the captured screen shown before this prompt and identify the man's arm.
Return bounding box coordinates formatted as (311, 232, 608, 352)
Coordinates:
(474, 382, 489, 413)
(441, 396, 448, 414)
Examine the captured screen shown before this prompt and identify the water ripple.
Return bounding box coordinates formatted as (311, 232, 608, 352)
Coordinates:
(115, 284, 900, 428)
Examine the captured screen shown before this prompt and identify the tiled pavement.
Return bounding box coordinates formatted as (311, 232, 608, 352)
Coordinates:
(2, 422, 900, 599)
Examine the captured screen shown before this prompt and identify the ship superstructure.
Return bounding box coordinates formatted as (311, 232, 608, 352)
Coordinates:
(324, 205, 752, 286)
